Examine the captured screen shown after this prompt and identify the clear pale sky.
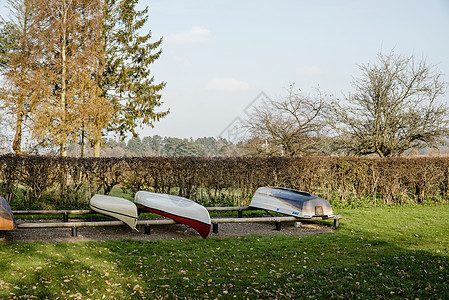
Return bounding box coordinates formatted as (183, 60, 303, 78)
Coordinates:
(2, 0, 449, 141)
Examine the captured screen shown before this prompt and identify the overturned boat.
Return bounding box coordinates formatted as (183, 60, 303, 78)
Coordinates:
(0, 196, 16, 230)
(90, 194, 139, 230)
(249, 187, 335, 219)
(135, 191, 211, 238)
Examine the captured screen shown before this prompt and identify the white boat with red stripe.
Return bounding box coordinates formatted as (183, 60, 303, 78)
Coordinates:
(135, 191, 211, 238)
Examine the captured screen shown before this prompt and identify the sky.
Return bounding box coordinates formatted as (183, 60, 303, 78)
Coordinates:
(136, 0, 449, 141)
(1, 0, 449, 142)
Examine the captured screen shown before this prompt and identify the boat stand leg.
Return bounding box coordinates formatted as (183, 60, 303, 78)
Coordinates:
(71, 227, 78, 237)
(334, 218, 339, 228)
(213, 223, 219, 234)
(275, 221, 282, 231)
(63, 213, 69, 222)
(238, 210, 243, 218)
(144, 225, 151, 235)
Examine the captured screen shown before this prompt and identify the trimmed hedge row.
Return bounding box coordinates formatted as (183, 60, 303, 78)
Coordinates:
(1, 154, 448, 210)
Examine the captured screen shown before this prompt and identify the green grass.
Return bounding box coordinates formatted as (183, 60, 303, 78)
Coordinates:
(1, 206, 448, 299)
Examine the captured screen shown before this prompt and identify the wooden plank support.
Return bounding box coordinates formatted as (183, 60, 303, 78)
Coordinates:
(17, 219, 178, 229)
(275, 221, 282, 231)
(12, 208, 341, 226)
(210, 216, 298, 234)
(13, 210, 92, 215)
(334, 218, 340, 228)
(18, 221, 126, 228)
(12, 207, 250, 215)
(17, 215, 342, 235)
(212, 216, 299, 224)
(138, 219, 178, 226)
(206, 206, 250, 211)
(17, 215, 342, 229)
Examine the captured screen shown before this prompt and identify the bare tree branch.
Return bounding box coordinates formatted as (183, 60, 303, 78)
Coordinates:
(330, 50, 449, 157)
(243, 84, 330, 156)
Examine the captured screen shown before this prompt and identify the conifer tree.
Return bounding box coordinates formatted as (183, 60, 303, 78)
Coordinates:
(95, 0, 168, 156)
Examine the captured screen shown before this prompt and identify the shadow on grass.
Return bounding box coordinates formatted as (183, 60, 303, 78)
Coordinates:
(1, 205, 449, 298)
(0, 232, 448, 298)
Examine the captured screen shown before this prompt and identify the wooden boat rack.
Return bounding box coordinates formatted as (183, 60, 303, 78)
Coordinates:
(13, 207, 342, 237)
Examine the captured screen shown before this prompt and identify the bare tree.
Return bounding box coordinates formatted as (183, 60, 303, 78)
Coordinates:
(331, 51, 449, 157)
(244, 85, 329, 156)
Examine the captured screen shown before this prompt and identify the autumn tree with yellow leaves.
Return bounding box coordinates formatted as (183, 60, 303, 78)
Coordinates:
(0, 0, 167, 156)
(0, 0, 38, 154)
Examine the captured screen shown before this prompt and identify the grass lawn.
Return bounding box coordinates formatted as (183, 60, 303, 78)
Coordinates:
(1, 205, 448, 299)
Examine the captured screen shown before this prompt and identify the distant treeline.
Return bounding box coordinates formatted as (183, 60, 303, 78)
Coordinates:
(65, 135, 449, 158)
(66, 136, 240, 157)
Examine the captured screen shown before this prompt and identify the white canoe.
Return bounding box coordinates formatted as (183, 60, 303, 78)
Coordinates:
(249, 187, 335, 218)
(90, 194, 138, 230)
(135, 191, 211, 238)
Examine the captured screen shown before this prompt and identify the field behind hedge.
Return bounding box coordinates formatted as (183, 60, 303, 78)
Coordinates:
(1, 154, 449, 210)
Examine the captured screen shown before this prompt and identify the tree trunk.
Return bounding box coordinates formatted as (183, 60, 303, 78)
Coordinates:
(60, 3, 68, 157)
(94, 139, 101, 157)
(80, 129, 85, 158)
(60, 145, 67, 157)
(12, 103, 24, 154)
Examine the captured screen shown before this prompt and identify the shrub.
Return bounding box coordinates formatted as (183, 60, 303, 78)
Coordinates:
(1, 154, 448, 209)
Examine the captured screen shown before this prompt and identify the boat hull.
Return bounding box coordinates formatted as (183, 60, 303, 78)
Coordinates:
(90, 194, 138, 230)
(249, 187, 334, 218)
(135, 191, 211, 238)
(0, 196, 16, 230)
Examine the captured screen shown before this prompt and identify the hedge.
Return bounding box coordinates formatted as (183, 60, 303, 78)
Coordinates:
(1, 154, 448, 210)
